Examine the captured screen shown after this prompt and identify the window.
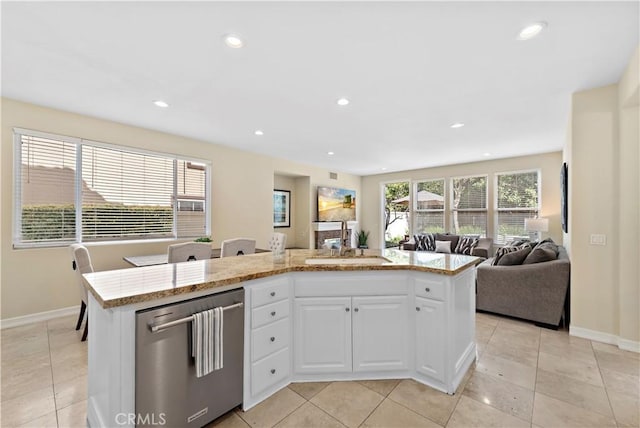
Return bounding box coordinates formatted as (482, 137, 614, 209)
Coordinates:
(413, 179, 445, 233)
(14, 129, 210, 247)
(450, 175, 487, 237)
(383, 181, 410, 248)
(495, 170, 540, 244)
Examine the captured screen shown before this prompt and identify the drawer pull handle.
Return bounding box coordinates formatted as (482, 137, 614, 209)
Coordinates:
(425, 287, 431, 292)
(416, 307, 421, 311)
(271, 311, 276, 316)
(345, 307, 350, 312)
(270, 369, 276, 374)
(270, 336, 275, 342)
(270, 292, 276, 297)
(354, 308, 359, 312)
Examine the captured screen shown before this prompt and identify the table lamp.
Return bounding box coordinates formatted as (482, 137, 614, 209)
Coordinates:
(524, 217, 549, 241)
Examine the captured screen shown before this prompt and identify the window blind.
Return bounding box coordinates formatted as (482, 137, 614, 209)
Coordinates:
(451, 176, 487, 236)
(413, 179, 445, 233)
(17, 135, 77, 244)
(13, 129, 210, 247)
(81, 145, 175, 240)
(495, 171, 539, 244)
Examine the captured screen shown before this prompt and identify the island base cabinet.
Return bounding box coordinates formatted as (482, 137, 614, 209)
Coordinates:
(415, 296, 446, 383)
(294, 295, 410, 375)
(294, 297, 352, 373)
(352, 296, 408, 372)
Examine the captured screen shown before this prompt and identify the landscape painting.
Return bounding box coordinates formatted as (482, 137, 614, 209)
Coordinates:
(317, 187, 356, 222)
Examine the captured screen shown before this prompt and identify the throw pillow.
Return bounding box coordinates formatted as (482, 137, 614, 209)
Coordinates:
(496, 246, 532, 265)
(454, 235, 479, 255)
(523, 245, 557, 264)
(435, 240, 452, 253)
(413, 233, 435, 251)
(492, 244, 528, 266)
(435, 233, 460, 252)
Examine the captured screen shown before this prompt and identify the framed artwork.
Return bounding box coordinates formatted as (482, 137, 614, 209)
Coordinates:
(273, 189, 291, 228)
(561, 162, 568, 233)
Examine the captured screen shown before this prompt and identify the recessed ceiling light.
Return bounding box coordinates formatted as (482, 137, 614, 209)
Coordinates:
(483, 152, 491, 157)
(381, 167, 387, 171)
(153, 100, 169, 108)
(327, 151, 335, 156)
(517, 22, 547, 40)
(336, 98, 350, 106)
(254, 130, 264, 136)
(224, 34, 244, 48)
(450, 122, 465, 129)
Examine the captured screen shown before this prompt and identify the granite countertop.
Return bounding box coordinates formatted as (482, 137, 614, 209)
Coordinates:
(83, 249, 480, 309)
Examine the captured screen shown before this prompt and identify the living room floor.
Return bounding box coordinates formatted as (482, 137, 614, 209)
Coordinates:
(1, 313, 638, 428)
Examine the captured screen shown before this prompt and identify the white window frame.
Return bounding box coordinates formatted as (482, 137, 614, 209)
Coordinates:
(494, 169, 541, 245)
(449, 174, 488, 237)
(13, 128, 211, 248)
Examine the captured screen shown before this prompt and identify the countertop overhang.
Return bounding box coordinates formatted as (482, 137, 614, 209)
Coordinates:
(82, 249, 480, 309)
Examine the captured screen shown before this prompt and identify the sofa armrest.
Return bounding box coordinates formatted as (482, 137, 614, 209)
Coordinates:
(472, 237, 493, 259)
(402, 239, 416, 251)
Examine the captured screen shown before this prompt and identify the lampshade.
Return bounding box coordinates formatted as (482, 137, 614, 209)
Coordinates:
(524, 217, 549, 232)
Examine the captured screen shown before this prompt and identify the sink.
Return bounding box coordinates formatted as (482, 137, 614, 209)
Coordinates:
(305, 257, 391, 265)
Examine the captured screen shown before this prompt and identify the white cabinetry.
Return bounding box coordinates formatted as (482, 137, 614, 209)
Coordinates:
(293, 272, 410, 377)
(294, 297, 352, 373)
(411, 268, 476, 393)
(243, 276, 292, 410)
(415, 296, 445, 382)
(352, 296, 408, 372)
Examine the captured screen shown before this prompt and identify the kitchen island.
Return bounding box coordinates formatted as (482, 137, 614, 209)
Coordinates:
(83, 249, 479, 427)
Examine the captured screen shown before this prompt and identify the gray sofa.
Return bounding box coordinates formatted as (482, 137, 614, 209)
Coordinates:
(476, 246, 570, 328)
(403, 233, 493, 259)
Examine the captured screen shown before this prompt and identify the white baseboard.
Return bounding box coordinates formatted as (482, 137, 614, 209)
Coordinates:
(570, 325, 640, 353)
(1, 305, 80, 330)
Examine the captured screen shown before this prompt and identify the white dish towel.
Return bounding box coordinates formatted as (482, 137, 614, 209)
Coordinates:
(191, 307, 224, 377)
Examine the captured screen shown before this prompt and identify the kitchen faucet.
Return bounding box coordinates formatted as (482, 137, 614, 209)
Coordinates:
(339, 220, 355, 256)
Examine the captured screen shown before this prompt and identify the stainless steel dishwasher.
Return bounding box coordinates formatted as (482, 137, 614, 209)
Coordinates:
(135, 288, 244, 427)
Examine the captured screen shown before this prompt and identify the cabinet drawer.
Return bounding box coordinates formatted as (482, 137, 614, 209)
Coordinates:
(414, 277, 446, 301)
(252, 318, 290, 362)
(252, 299, 289, 329)
(251, 280, 289, 308)
(251, 347, 290, 396)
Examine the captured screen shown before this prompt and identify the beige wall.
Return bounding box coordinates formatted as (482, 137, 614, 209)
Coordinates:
(273, 174, 296, 247)
(1, 98, 360, 320)
(360, 152, 563, 249)
(567, 45, 639, 345)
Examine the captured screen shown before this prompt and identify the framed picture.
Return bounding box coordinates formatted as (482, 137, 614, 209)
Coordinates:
(273, 189, 291, 228)
(561, 162, 568, 233)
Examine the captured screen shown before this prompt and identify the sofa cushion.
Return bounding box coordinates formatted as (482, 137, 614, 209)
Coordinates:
(492, 244, 525, 266)
(454, 235, 479, 255)
(523, 245, 557, 264)
(496, 245, 532, 265)
(413, 233, 435, 251)
(435, 240, 452, 253)
(435, 233, 460, 252)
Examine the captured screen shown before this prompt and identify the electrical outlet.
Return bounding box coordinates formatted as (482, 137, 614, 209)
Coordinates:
(590, 234, 606, 245)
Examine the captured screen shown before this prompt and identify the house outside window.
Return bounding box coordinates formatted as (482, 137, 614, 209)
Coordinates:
(495, 170, 540, 244)
(13, 129, 210, 248)
(450, 175, 487, 237)
(413, 179, 445, 234)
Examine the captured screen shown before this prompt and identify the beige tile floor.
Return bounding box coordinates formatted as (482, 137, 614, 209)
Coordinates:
(2, 313, 638, 428)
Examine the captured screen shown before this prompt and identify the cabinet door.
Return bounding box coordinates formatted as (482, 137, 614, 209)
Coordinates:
(294, 297, 352, 374)
(352, 296, 408, 372)
(415, 296, 446, 382)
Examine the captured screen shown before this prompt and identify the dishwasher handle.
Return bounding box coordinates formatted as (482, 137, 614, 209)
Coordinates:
(149, 302, 244, 332)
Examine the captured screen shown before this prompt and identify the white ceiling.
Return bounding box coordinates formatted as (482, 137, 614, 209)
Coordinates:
(2, 1, 638, 176)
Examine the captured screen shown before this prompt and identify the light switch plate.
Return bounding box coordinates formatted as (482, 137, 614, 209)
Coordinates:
(590, 234, 607, 245)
